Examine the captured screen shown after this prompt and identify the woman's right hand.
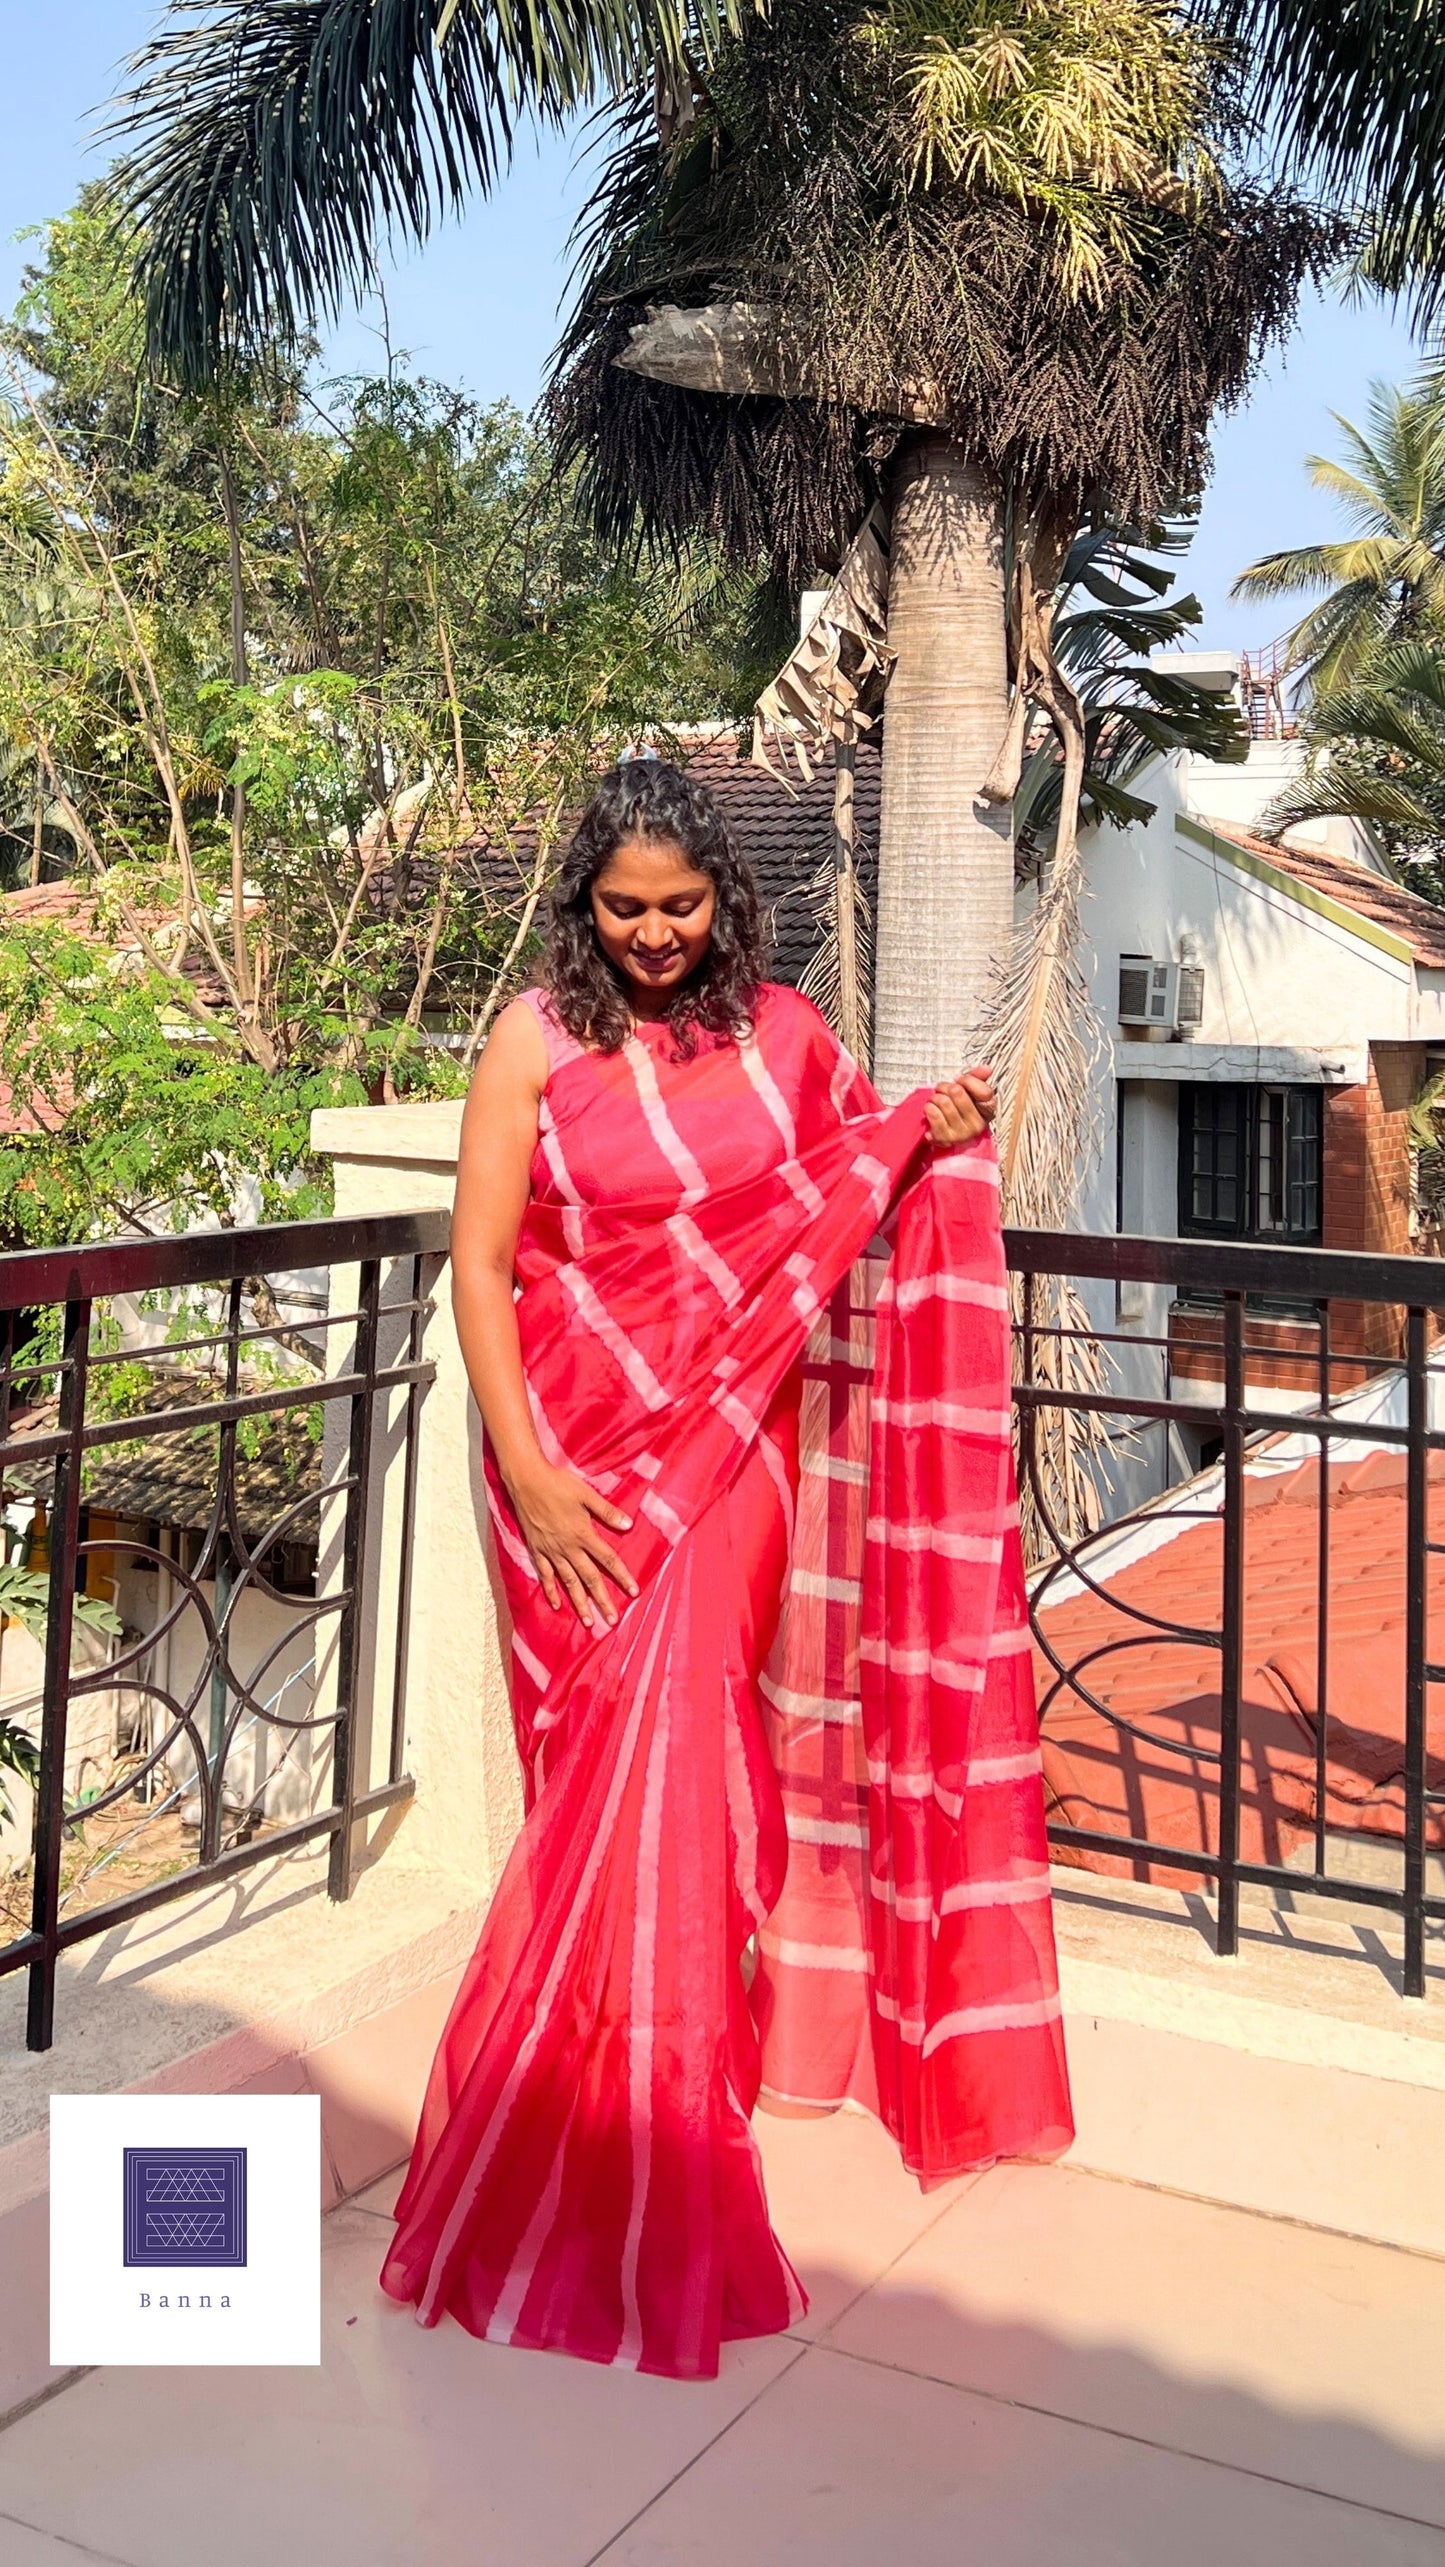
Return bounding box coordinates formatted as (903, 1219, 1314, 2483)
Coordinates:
(508, 1461, 640, 1629)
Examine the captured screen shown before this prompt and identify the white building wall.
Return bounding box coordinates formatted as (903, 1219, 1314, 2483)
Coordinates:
(1049, 737, 1425, 1520)
(1074, 755, 1412, 1076)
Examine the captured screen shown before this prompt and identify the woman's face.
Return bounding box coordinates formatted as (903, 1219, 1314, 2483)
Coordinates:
(589, 834, 716, 1011)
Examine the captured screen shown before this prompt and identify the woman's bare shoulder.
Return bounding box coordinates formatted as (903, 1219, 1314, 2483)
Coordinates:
(473, 990, 550, 1094)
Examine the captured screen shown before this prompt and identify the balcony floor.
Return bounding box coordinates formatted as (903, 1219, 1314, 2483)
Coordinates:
(2, 2105, 1442, 2566)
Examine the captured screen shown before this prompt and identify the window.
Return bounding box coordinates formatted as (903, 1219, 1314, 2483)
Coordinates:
(1178, 1085, 1322, 1245)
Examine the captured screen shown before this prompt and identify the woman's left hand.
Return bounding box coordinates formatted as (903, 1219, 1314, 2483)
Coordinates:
(924, 1067, 997, 1149)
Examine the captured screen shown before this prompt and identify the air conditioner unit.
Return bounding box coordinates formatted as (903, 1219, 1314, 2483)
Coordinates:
(1175, 962, 1206, 1031)
(1118, 956, 1178, 1028)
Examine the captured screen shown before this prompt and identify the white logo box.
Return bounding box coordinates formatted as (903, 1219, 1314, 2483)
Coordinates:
(51, 2093, 321, 2366)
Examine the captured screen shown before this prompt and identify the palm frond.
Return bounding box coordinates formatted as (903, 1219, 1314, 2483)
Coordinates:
(1271, 759, 1445, 840)
(981, 846, 1114, 1562)
(1231, 542, 1384, 602)
(1014, 515, 1246, 848)
(1232, 385, 1445, 697)
(111, 0, 736, 385)
(796, 840, 874, 1059)
(1220, 0, 1445, 324)
(1257, 630, 1445, 864)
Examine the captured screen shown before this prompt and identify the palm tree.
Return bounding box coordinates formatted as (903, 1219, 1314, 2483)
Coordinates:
(1231, 382, 1445, 693)
(1016, 517, 1250, 848)
(107, 0, 1445, 388)
(1263, 633, 1445, 895)
(547, 0, 1331, 1093)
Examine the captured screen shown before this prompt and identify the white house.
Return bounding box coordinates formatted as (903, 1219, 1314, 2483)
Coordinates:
(1058, 649, 1445, 1508)
(693, 655, 1445, 1521)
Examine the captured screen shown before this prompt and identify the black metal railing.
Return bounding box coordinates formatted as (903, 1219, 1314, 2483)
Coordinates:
(0, 1214, 447, 2050)
(1008, 1227, 1445, 2000)
(6, 1208, 1439, 2056)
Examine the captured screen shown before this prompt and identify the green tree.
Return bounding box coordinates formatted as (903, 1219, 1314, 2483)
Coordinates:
(1260, 633, 1445, 901)
(550, 0, 1325, 1107)
(1231, 381, 1445, 693)
(0, 192, 756, 1243)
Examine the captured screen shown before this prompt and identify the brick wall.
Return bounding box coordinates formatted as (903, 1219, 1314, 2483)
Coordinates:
(1168, 1306, 1326, 1397)
(1323, 1043, 1425, 1365)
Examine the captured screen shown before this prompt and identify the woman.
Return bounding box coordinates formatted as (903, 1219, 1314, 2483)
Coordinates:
(379, 758, 1073, 2378)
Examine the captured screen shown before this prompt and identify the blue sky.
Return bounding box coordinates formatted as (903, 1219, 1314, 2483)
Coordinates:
(0, 0, 1426, 656)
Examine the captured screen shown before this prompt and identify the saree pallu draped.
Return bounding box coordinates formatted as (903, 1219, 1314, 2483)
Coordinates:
(379, 986, 1072, 2378)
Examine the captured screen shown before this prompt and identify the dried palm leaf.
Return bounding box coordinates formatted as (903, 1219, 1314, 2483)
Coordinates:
(982, 842, 1116, 1563)
(797, 817, 875, 1061)
(751, 502, 895, 781)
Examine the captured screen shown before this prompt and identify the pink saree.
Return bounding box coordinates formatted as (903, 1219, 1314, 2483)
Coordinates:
(378, 982, 1073, 2377)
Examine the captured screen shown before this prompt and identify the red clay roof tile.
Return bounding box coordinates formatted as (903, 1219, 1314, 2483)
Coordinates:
(1205, 821, 1445, 970)
(1035, 1454, 1445, 1882)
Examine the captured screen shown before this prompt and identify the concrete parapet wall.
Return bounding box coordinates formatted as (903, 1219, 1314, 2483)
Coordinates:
(310, 1099, 522, 1893)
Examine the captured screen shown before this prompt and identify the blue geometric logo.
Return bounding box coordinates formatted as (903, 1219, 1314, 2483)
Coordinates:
(122, 2147, 247, 2267)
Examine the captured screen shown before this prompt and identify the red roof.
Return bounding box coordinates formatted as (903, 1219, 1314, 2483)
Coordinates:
(1034, 1444, 1445, 1884)
(3, 883, 109, 928)
(0, 878, 254, 1025)
(0, 1075, 71, 1138)
(1207, 821, 1445, 970)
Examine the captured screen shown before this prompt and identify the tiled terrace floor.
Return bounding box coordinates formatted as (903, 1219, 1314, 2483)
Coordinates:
(2, 2107, 1442, 2566)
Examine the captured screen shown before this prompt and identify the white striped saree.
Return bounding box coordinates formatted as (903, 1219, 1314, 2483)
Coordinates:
(379, 981, 1072, 2377)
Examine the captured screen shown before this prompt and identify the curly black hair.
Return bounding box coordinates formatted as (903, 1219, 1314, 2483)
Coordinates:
(540, 757, 766, 1056)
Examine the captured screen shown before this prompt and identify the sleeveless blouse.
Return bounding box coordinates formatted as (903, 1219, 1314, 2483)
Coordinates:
(379, 969, 1072, 2379)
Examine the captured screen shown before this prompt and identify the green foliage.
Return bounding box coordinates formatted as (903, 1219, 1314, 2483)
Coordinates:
(1231, 382, 1445, 694)
(1260, 630, 1445, 898)
(1408, 1060, 1445, 1235)
(859, 0, 1218, 293)
(1408, 1060, 1445, 1153)
(1016, 516, 1249, 848)
(0, 1710, 41, 1829)
(0, 1565, 123, 1648)
(0, 184, 760, 1245)
(0, 920, 369, 1245)
(1233, 375, 1445, 899)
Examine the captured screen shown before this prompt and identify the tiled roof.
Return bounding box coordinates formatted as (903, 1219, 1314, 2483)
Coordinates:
(1033, 1445, 1445, 1884)
(684, 733, 881, 983)
(2, 882, 193, 938)
(2, 1373, 321, 1545)
(1204, 821, 1445, 971)
(0, 1075, 71, 1137)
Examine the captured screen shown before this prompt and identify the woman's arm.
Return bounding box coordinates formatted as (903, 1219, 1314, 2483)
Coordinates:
(450, 1001, 638, 1630)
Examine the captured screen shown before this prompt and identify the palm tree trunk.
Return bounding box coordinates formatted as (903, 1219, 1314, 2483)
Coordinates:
(872, 437, 1013, 1100)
